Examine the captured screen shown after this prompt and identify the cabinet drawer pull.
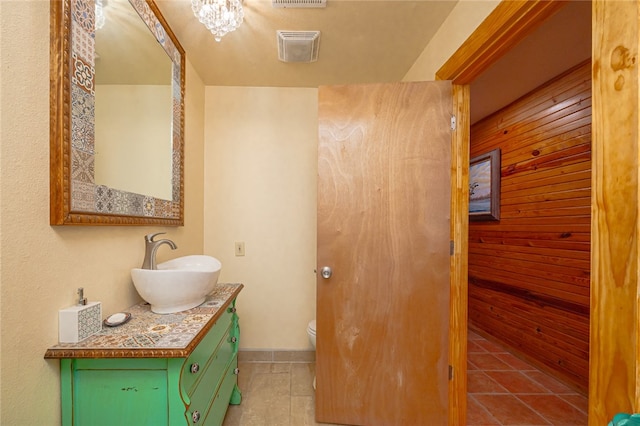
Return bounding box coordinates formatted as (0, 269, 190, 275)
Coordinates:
(190, 363, 200, 374)
(192, 410, 201, 423)
(234, 367, 240, 375)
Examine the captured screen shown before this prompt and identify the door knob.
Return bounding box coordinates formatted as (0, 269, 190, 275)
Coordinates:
(321, 266, 332, 279)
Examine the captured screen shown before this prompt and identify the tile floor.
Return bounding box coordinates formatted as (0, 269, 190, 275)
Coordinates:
(223, 331, 589, 425)
(467, 329, 588, 425)
(222, 361, 339, 426)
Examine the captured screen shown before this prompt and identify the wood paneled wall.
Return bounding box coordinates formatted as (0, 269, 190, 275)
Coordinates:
(468, 60, 591, 393)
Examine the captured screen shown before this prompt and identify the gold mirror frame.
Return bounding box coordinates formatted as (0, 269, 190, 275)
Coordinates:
(50, 0, 185, 225)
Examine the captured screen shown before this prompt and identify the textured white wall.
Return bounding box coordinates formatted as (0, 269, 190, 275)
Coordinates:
(0, 2, 206, 423)
(204, 86, 318, 350)
(403, 0, 500, 81)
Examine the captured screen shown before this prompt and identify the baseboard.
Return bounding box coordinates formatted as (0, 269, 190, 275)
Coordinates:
(238, 349, 315, 363)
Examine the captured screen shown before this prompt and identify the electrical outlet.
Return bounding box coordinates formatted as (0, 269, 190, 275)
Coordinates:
(235, 242, 245, 256)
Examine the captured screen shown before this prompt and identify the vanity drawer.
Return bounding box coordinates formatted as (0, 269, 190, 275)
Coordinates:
(182, 309, 233, 395)
(187, 330, 236, 424)
(190, 354, 239, 426)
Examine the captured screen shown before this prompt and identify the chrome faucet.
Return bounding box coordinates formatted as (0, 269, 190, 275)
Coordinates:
(141, 232, 177, 270)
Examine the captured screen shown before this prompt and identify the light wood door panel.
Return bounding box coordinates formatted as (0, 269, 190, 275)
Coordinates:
(316, 81, 452, 425)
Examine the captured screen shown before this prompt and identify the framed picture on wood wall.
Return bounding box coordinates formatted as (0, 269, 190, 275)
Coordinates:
(469, 148, 501, 221)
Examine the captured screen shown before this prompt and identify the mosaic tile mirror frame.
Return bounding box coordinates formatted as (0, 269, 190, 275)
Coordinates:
(50, 0, 185, 225)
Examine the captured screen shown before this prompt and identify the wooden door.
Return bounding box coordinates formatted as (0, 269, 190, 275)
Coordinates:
(316, 81, 452, 425)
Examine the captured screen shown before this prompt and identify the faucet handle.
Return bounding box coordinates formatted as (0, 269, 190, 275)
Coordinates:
(145, 232, 166, 243)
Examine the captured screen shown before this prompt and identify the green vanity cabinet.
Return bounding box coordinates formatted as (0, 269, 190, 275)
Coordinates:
(46, 284, 243, 426)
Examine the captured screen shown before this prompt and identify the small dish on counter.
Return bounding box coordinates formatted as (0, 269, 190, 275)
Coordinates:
(103, 312, 131, 327)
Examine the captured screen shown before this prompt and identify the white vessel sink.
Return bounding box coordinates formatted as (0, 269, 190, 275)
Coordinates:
(131, 255, 222, 314)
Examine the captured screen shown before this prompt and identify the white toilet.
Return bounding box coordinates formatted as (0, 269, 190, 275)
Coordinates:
(307, 319, 316, 349)
(307, 320, 317, 389)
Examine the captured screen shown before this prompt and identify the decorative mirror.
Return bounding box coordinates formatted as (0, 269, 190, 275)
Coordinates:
(50, 0, 185, 225)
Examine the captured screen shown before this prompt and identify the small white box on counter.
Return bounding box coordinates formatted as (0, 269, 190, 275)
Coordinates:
(58, 302, 102, 343)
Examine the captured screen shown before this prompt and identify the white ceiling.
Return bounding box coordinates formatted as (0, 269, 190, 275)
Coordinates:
(153, 0, 591, 122)
(469, 0, 591, 123)
(97, 0, 173, 85)
(155, 0, 458, 87)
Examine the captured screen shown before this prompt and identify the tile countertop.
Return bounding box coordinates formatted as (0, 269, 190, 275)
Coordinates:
(44, 283, 243, 359)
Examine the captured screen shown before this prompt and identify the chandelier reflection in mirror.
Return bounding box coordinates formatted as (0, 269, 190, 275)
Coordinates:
(192, 0, 244, 42)
(95, 0, 106, 29)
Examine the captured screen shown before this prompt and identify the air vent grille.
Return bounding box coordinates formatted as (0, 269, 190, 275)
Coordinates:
(277, 31, 321, 63)
(272, 0, 326, 8)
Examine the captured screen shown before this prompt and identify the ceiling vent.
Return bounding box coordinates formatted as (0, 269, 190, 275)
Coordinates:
(272, 0, 326, 8)
(277, 31, 321, 63)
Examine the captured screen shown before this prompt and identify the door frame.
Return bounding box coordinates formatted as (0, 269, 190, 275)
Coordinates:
(438, 2, 637, 425)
